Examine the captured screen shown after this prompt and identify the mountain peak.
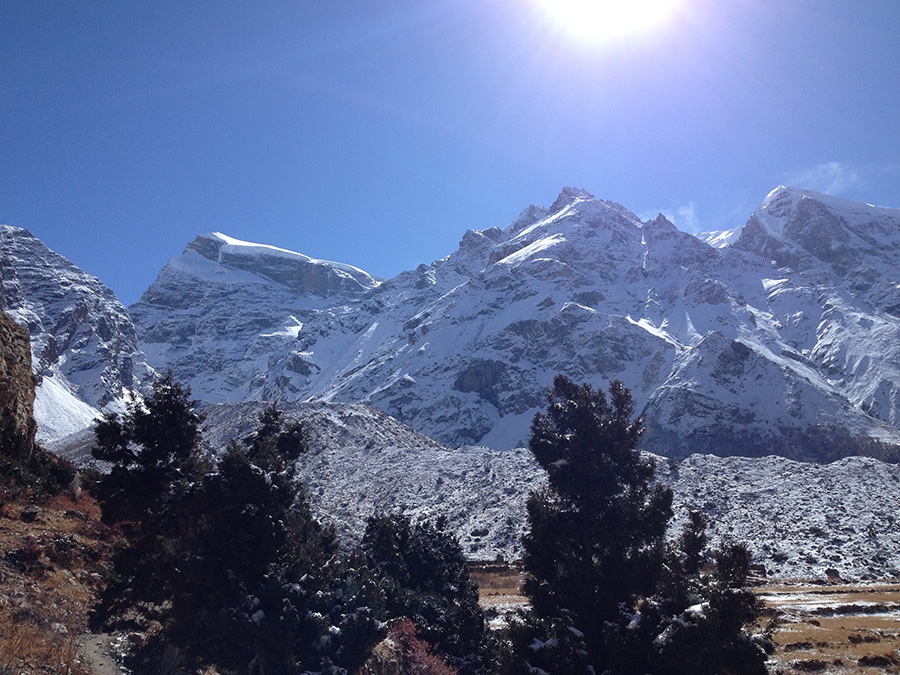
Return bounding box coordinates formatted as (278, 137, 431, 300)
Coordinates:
(752, 185, 847, 239)
(0, 226, 153, 442)
(181, 232, 379, 295)
(549, 187, 595, 213)
(643, 212, 674, 229)
(760, 185, 888, 220)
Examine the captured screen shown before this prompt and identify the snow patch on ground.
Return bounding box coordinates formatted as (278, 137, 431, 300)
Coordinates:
(34, 376, 101, 443)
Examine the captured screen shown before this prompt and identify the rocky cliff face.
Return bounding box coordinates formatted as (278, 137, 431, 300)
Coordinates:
(0, 226, 154, 441)
(0, 310, 37, 446)
(130, 187, 900, 459)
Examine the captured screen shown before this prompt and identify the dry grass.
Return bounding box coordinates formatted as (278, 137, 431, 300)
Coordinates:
(472, 568, 900, 673)
(470, 563, 524, 598)
(0, 493, 118, 675)
(0, 613, 92, 675)
(760, 583, 900, 674)
(471, 564, 529, 625)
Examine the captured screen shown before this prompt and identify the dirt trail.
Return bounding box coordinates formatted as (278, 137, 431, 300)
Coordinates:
(78, 632, 127, 675)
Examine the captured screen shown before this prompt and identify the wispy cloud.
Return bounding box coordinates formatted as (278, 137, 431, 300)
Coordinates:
(641, 202, 701, 233)
(785, 161, 859, 195)
(675, 202, 700, 232)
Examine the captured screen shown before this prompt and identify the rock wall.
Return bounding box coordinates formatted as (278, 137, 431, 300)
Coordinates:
(0, 309, 36, 445)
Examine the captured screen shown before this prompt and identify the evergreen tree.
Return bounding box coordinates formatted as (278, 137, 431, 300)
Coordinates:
(90, 373, 210, 626)
(502, 375, 768, 675)
(680, 509, 710, 577)
(361, 514, 487, 674)
(92, 394, 382, 673)
(164, 404, 383, 674)
(91, 371, 207, 525)
(165, 441, 335, 672)
(516, 375, 673, 672)
(618, 539, 770, 675)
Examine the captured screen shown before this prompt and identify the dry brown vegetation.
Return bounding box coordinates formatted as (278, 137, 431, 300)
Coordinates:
(0, 492, 118, 675)
(470, 563, 524, 597)
(3, 501, 899, 675)
(761, 583, 900, 674)
(474, 568, 900, 673)
(470, 563, 528, 621)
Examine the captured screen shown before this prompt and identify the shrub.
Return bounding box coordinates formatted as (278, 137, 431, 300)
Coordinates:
(361, 514, 487, 674)
(0, 417, 74, 500)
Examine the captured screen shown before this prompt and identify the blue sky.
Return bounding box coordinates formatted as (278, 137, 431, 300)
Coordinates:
(3, 1, 899, 305)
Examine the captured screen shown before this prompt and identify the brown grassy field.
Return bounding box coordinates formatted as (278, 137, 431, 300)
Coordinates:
(474, 567, 900, 673)
(471, 562, 529, 628)
(0, 492, 117, 675)
(761, 583, 900, 674)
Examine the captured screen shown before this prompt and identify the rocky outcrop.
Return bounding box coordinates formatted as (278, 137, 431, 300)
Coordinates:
(0, 225, 154, 441)
(0, 310, 36, 446)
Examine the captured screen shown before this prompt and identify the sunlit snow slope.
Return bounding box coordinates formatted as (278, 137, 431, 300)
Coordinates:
(131, 188, 900, 459)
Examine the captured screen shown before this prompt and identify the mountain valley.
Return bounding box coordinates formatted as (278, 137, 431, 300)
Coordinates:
(4, 185, 900, 581)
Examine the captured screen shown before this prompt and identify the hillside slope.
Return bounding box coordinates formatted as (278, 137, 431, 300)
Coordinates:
(54, 400, 899, 581)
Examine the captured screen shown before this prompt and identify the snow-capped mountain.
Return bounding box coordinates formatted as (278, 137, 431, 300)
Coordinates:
(129, 231, 379, 405)
(131, 187, 900, 458)
(0, 226, 154, 441)
(12, 200, 894, 580)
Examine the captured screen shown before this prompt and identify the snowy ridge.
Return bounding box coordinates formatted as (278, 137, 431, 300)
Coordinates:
(661, 453, 900, 581)
(303, 445, 900, 580)
(130, 187, 900, 459)
(184, 232, 379, 294)
(207, 232, 378, 283)
(698, 227, 742, 249)
(45, 399, 891, 579)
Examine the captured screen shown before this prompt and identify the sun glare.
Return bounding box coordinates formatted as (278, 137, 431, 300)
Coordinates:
(537, 0, 681, 45)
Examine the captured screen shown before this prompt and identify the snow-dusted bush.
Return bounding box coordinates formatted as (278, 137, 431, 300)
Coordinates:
(361, 514, 487, 674)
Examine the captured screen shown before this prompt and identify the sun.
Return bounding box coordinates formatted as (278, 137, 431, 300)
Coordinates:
(537, 0, 681, 45)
